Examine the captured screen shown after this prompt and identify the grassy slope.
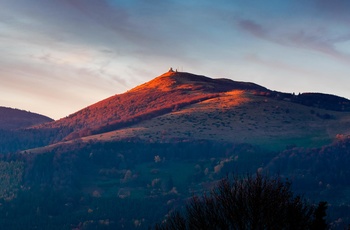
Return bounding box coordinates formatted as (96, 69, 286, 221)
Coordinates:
(33, 71, 268, 142)
(25, 71, 350, 153)
(77, 90, 350, 151)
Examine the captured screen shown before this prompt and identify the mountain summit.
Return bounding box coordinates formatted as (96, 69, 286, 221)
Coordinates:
(130, 71, 268, 93)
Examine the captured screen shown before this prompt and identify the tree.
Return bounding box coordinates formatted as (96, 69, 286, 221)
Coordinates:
(311, 201, 328, 230)
(154, 173, 327, 230)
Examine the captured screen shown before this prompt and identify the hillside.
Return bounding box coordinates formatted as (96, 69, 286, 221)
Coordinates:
(25, 70, 350, 153)
(0, 107, 53, 130)
(35, 71, 270, 142)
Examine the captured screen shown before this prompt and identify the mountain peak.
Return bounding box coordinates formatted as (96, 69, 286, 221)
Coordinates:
(131, 71, 268, 93)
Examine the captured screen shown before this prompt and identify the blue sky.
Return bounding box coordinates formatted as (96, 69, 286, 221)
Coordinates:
(1, 0, 350, 119)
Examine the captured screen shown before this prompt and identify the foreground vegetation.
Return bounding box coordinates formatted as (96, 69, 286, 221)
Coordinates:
(155, 173, 327, 230)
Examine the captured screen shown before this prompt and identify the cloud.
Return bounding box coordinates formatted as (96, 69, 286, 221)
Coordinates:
(312, 0, 350, 16)
(245, 54, 315, 77)
(283, 29, 350, 64)
(237, 19, 268, 38)
(235, 17, 350, 64)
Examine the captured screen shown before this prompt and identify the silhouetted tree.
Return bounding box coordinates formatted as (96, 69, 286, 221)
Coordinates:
(311, 201, 328, 230)
(154, 173, 328, 230)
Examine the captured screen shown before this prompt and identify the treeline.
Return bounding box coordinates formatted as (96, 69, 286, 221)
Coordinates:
(257, 91, 350, 111)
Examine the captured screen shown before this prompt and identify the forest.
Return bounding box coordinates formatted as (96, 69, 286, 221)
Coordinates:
(0, 138, 349, 229)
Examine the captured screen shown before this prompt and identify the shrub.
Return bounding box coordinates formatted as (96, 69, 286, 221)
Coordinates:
(154, 173, 327, 230)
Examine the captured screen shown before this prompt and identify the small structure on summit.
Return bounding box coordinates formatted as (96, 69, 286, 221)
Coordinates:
(168, 67, 174, 73)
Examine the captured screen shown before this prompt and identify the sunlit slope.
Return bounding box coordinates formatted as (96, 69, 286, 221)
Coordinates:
(81, 90, 350, 151)
(28, 70, 350, 152)
(35, 71, 268, 141)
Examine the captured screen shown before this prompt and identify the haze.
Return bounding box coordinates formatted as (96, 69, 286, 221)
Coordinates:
(1, 0, 350, 120)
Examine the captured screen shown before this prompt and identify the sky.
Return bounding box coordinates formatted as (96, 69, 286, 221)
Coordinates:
(1, 0, 350, 120)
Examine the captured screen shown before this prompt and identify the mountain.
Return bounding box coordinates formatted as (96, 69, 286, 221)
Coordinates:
(35, 71, 269, 142)
(1, 70, 350, 229)
(29, 70, 350, 152)
(0, 106, 53, 130)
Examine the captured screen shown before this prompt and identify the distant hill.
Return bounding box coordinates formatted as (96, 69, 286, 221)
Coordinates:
(0, 107, 53, 153)
(0, 107, 53, 130)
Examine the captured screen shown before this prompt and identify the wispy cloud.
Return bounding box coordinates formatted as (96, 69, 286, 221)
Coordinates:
(283, 29, 350, 63)
(312, 0, 350, 16)
(236, 17, 350, 64)
(237, 19, 268, 39)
